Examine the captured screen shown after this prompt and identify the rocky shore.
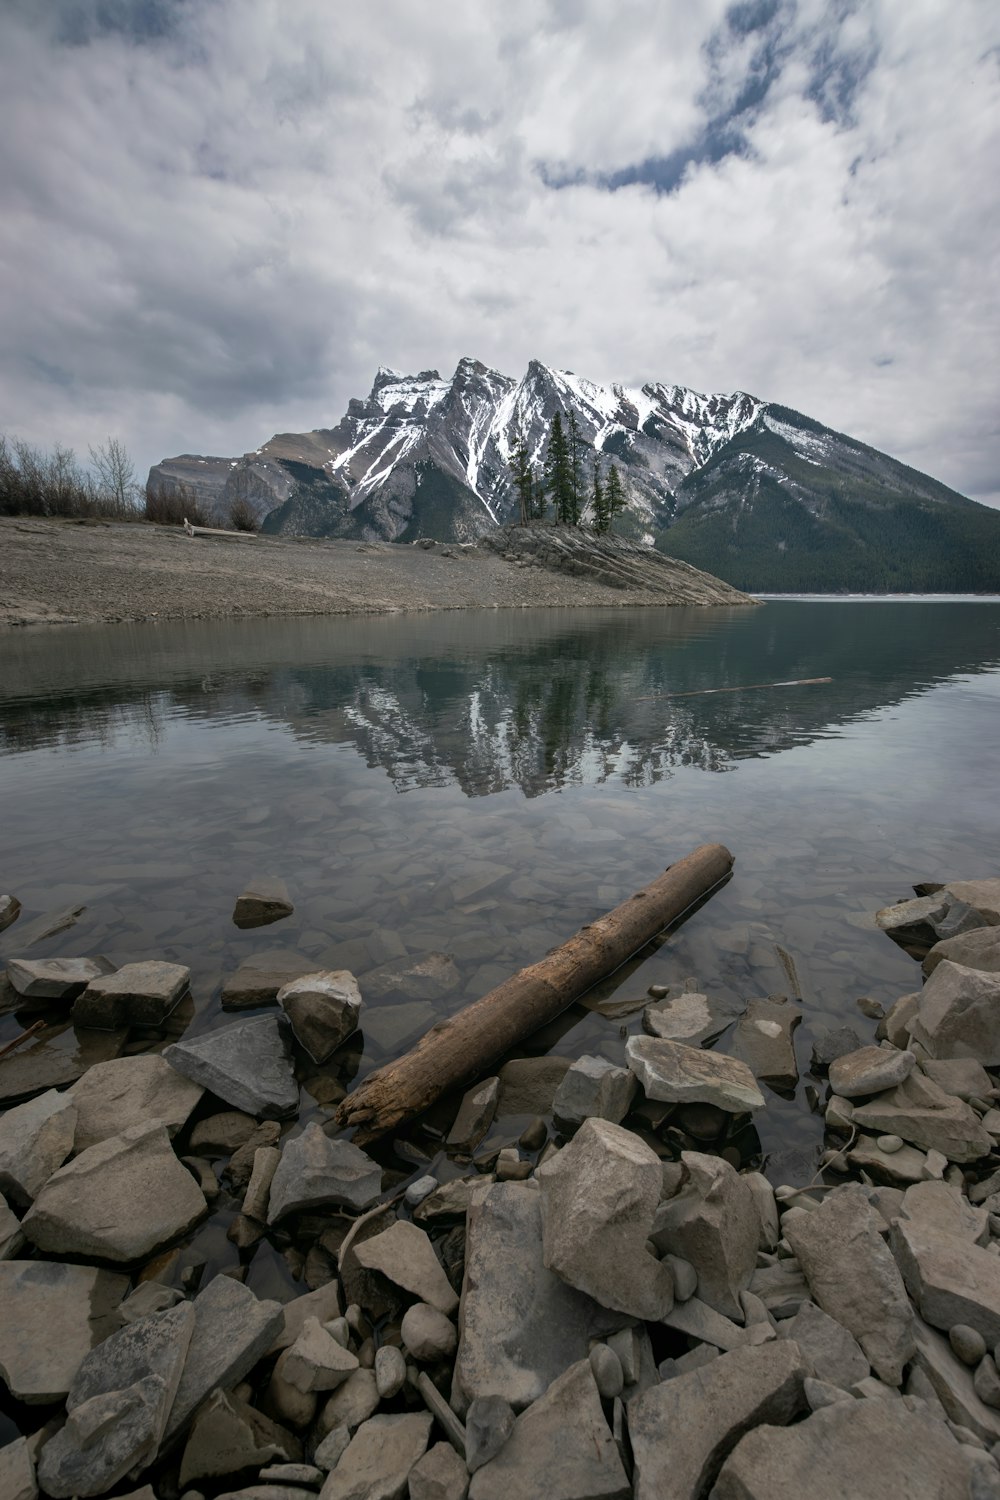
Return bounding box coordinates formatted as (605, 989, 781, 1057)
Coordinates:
(2, 875, 1000, 1498)
(0, 520, 754, 629)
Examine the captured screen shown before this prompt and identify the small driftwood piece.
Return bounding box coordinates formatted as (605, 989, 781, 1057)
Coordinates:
(338, 841, 734, 1144)
(0, 1018, 46, 1061)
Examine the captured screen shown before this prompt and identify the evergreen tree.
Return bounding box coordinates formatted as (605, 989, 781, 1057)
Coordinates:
(568, 412, 584, 526)
(544, 412, 574, 524)
(510, 438, 534, 525)
(592, 454, 609, 533)
(606, 463, 626, 529)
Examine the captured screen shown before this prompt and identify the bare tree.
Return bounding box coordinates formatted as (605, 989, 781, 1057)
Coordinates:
(89, 437, 139, 512)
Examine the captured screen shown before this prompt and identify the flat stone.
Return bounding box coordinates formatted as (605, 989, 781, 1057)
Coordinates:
(361, 951, 460, 1004)
(0, 1437, 35, 1500)
(233, 877, 294, 929)
(924, 927, 1000, 979)
(267, 1283, 344, 1355)
(0, 1088, 76, 1207)
(625, 1035, 765, 1112)
(629, 1341, 808, 1500)
(552, 1055, 637, 1134)
(401, 1302, 457, 1363)
(282, 1317, 359, 1393)
(0, 895, 21, 934)
(910, 1317, 1000, 1444)
(267, 1124, 381, 1222)
(0, 1193, 24, 1259)
(900, 1181, 989, 1246)
(454, 1180, 621, 1414)
(495, 1056, 572, 1115)
(732, 996, 801, 1092)
(909, 961, 1000, 1064)
(810, 1025, 864, 1071)
(277, 971, 360, 1063)
(68, 1054, 203, 1153)
(221, 953, 315, 1011)
(650, 1151, 757, 1319)
(447, 1077, 500, 1153)
(73, 961, 191, 1029)
(22, 1121, 206, 1262)
(782, 1183, 915, 1385)
(780, 1300, 869, 1389)
(467, 1360, 628, 1500)
(893, 1220, 1000, 1345)
(847, 1135, 929, 1186)
(409, 1441, 470, 1500)
(353, 1220, 458, 1315)
(641, 989, 744, 1046)
(0, 1260, 128, 1403)
(164, 1274, 284, 1442)
(321, 1411, 432, 1500)
(828, 1045, 916, 1099)
(712, 1394, 981, 1500)
(945, 880, 1000, 925)
(37, 1303, 195, 1498)
(189, 1110, 258, 1153)
(538, 1117, 673, 1322)
(922, 1057, 996, 1101)
(6, 957, 110, 1001)
(853, 1069, 992, 1162)
(0, 903, 83, 950)
(164, 1015, 299, 1119)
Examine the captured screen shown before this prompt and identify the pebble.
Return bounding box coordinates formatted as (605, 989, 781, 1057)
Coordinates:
(401, 1302, 458, 1362)
(589, 1342, 624, 1398)
(950, 1325, 987, 1366)
(856, 997, 886, 1020)
(877, 1135, 904, 1154)
(405, 1176, 439, 1207)
(519, 1117, 548, 1152)
(375, 1344, 407, 1398)
(495, 1147, 532, 1180)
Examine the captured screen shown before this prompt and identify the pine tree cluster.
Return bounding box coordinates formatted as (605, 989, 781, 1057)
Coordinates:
(509, 412, 626, 533)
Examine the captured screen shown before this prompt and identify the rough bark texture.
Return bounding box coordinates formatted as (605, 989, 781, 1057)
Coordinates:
(337, 843, 734, 1143)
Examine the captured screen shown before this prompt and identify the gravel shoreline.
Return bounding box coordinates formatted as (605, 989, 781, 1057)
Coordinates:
(0, 518, 752, 628)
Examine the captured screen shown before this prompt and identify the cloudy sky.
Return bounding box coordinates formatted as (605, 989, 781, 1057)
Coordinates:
(2, 0, 998, 502)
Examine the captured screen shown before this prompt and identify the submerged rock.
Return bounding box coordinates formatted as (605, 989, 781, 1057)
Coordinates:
(164, 1014, 299, 1119)
(0, 1260, 129, 1403)
(277, 970, 361, 1063)
(362, 951, 461, 1003)
(496, 1056, 572, 1115)
(6, 956, 111, 1002)
(221, 952, 315, 1010)
(233, 876, 294, 929)
(625, 1034, 765, 1112)
(447, 1076, 500, 1153)
(641, 989, 744, 1046)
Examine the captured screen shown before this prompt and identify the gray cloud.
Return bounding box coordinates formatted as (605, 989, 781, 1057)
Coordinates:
(0, 0, 997, 504)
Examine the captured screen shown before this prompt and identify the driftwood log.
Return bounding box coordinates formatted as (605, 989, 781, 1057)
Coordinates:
(337, 841, 734, 1144)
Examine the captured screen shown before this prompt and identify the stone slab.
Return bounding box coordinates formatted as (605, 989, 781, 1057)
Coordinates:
(68, 1054, 204, 1152)
(625, 1035, 765, 1112)
(164, 1014, 300, 1119)
(0, 1260, 129, 1403)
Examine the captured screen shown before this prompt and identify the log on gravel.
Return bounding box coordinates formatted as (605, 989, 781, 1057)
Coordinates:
(337, 842, 734, 1144)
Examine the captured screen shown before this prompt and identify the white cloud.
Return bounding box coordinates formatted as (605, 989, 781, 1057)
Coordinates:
(0, 0, 997, 502)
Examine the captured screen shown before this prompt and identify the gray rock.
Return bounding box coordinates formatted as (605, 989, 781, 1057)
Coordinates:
(732, 996, 801, 1091)
(221, 954, 315, 1011)
(267, 1284, 343, 1355)
(628, 1341, 808, 1500)
(494, 1147, 531, 1181)
(945, 880, 1000, 925)
(660, 1296, 754, 1351)
(923, 1057, 997, 1101)
(782, 1183, 915, 1385)
(413, 1370, 466, 1455)
(467, 1360, 628, 1500)
(877, 892, 987, 959)
(413, 1178, 481, 1225)
(589, 1344, 624, 1399)
(282, 1318, 359, 1393)
(810, 1025, 864, 1071)
(313, 1425, 351, 1472)
(259, 1463, 323, 1486)
(405, 1175, 439, 1207)
(233, 877, 294, 929)
(625, 1035, 765, 1112)
(362, 951, 461, 1004)
(119, 1283, 185, 1324)
(781, 1300, 869, 1389)
(976, 1355, 1000, 1412)
(454, 1180, 621, 1414)
(911, 1317, 1000, 1444)
(409, 1441, 469, 1500)
(712, 1394, 982, 1499)
(828, 1045, 916, 1099)
(267, 1124, 381, 1222)
(0, 1260, 128, 1403)
(68, 1055, 203, 1153)
(353, 1220, 457, 1315)
(6, 957, 109, 1001)
(264, 1350, 318, 1431)
(894, 1220, 1000, 1345)
(0, 1088, 76, 1207)
(853, 1069, 992, 1162)
(243, 1146, 281, 1222)
(0, 1194, 24, 1259)
(900, 1180, 989, 1246)
(743, 1171, 780, 1251)
(0, 895, 21, 935)
(495, 1057, 572, 1115)
(465, 1395, 516, 1473)
(0, 1437, 35, 1500)
(649, 1150, 758, 1320)
(878, 993, 922, 1050)
(73, 961, 191, 1028)
(641, 989, 743, 1046)
(314, 1369, 380, 1439)
(401, 1303, 457, 1363)
(37, 1304, 195, 1498)
(847, 1134, 929, 1186)
(952, 1326, 989, 1366)
(803, 1375, 852, 1411)
(748, 1261, 812, 1321)
(538, 1117, 673, 1322)
(189, 1110, 258, 1153)
(164, 1015, 300, 1119)
(374, 1345, 407, 1399)
(22, 1121, 206, 1262)
(909, 961, 1000, 1065)
(665, 1253, 698, 1302)
(925, 928, 1000, 979)
(229, 1121, 283, 1191)
(164, 1275, 284, 1442)
(321, 1411, 432, 1500)
(277, 971, 360, 1064)
(447, 1077, 500, 1153)
(552, 1055, 637, 1134)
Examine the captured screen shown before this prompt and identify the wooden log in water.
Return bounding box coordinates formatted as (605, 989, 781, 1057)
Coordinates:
(337, 841, 734, 1144)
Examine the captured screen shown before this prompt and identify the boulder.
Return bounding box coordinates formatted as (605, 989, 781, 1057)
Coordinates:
(0, 1438, 34, 1500)
(6, 957, 111, 1001)
(712, 1394, 981, 1500)
(893, 1220, 1000, 1345)
(454, 1180, 621, 1414)
(164, 1274, 284, 1442)
(924, 926, 1000, 979)
(496, 1056, 572, 1114)
(37, 1303, 195, 1498)
(537, 1118, 674, 1322)
(852, 1070, 992, 1162)
(908, 961, 1000, 1064)
(164, 1014, 299, 1119)
(233, 876, 294, 929)
(73, 961, 190, 1029)
(276, 970, 360, 1063)
(0, 895, 21, 934)
(321, 1412, 432, 1500)
(0, 1260, 128, 1403)
(641, 989, 744, 1046)
(221, 953, 316, 1010)
(945, 879, 1000, 924)
(0, 1088, 76, 1207)
(22, 1121, 206, 1263)
(467, 1360, 628, 1500)
(628, 1341, 808, 1500)
(779, 1300, 869, 1389)
(827, 1045, 916, 1099)
(68, 1055, 203, 1153)
(409, 1441, 470, 1500)
(267, 1124, 382, 1222)
(551, 1056, 637, 1134)
(353, 1220, 458, 1316)
(361, 951, 460, 1003)
(782, 1183, 915, 1385)
(649, 1151, 758, 1320)
(179, 1388, 301, 1487)
(447, 1077, 500, 1153)
(732, 996, 801, 1092)
(625, 1035, 765, 1112)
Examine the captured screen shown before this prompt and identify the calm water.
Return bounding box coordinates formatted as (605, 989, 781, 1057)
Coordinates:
(2, 600, 1000, 1241)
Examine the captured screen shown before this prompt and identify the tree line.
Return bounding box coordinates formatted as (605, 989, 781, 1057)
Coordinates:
(509, 411, 627, 533)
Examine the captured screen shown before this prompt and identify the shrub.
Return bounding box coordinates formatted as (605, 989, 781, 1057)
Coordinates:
(0, 433, 142, 520)
(144, 482, 208, 528)
(228, 495, 260, 532)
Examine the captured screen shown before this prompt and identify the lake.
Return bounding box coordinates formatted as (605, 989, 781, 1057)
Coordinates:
(2, 598, 1000, 1286)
